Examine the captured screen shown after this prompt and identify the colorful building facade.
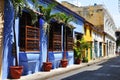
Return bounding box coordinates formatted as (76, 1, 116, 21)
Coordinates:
(83, 21, 93, 61)
(61, 1, 116, 58)
(83, 21, 104, 61)
(2, 0, 85, 79)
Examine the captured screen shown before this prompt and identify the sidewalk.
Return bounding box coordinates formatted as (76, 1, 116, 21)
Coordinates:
(20, 55, 117, 80)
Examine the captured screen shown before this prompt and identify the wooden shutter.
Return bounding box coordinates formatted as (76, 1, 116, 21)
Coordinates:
(66, 27, 73, 51)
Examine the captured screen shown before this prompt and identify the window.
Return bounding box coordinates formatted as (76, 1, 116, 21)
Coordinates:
(49, 22, 62, 51)
(19, 12, 40, 52)
(66, 27, 73, 51)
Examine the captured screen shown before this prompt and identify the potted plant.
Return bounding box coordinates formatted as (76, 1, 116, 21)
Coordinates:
(10, 0, 42, 78)
(82, 41, 90, 63)
(10, 0, 26, 79)
(55, 13, 74, 67)
(74, 40, 82, 64)
(39, 3, 59, 71)
(74, 38, 90, 64)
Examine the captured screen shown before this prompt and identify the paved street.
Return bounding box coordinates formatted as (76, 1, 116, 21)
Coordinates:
(47, 56, 120, 80)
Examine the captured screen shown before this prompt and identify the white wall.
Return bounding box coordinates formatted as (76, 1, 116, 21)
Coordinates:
(104, 10, 116, 56)
(92, 31, 103, 58)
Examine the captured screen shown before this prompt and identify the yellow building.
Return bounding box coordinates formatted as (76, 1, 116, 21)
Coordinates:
(0, 0, 4, 79)
(83, 21, 93, 61)
(83, 21, 104, 61)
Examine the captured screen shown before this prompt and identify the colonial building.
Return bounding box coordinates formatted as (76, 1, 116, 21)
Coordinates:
(2, 0, 85, 79)
(61, 1, 117, 57)
(92, 26, 104, 59)
(104, 9, 116, 56)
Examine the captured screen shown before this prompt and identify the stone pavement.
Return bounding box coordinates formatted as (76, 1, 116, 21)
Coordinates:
(19, 55, 117, 80)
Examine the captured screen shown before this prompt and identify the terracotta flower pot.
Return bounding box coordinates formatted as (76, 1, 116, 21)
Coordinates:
(61, 59, 68, 67)
(74, 58, 81, 64)
(43, 62, 52, 71)
(10, 66, 23, 79)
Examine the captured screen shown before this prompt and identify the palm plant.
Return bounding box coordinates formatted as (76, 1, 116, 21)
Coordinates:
(10, 0, 27, 78)
(11, 0, 44, 78)
(54, 12, 74, 67)
(11, 0, 26, 66)
(25, 0, 42, 25)
(38, 3, 57, 62)
(55, 13, 74, 59)
(12, 0, 42, 66)
(74, 38, 90, 63)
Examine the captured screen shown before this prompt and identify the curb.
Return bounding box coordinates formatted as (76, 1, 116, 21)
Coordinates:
(20, 55, 117, 80)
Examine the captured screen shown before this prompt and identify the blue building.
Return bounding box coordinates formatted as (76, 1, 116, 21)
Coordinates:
(2, 0, 85, 79)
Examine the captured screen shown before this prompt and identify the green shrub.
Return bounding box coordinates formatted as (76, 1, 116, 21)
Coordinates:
(82, 57, 88, 63)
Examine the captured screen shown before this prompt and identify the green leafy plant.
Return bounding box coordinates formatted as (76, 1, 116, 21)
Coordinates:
(74, 46, 82, 59)
(55, 12, 74, 60)
(54, 12, 75, 67)
(25, 0, 42, 25)
(38, 3, 59, 62)
(74, 38, 90, 60)
(10, 0, 27, 78)
(11, 0, 26, 66)
(11, 0, 42, 66)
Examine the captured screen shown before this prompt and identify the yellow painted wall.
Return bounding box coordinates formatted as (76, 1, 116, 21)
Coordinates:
(83, 24, 92, 42)
(83, 23, 93, 61)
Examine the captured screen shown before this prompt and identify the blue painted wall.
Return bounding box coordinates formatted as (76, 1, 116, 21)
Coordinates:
(3, 0, 14, 79)
(3, 0, 85, 79)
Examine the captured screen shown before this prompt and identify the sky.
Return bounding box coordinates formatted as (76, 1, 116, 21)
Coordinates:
(57, 0, 120, 28)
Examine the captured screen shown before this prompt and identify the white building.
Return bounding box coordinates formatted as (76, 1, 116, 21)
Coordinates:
(92, 27, 104, 59)
(104, 8, 117, 56)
